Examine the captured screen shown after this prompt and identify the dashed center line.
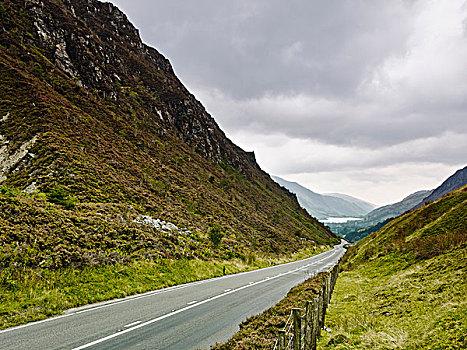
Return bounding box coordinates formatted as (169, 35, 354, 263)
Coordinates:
(187, 301, 197, 305)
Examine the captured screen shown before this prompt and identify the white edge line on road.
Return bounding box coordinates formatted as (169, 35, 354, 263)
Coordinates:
(70, 250, 344, 350)
(123, 321, 141, 328)
(0, 246, 344, 335)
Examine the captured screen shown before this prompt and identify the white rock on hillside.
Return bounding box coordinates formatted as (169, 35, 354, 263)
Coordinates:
(133, 215, 191, 236)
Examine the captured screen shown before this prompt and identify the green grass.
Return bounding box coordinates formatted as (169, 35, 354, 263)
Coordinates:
(0, 0, 336, 268)
(317, 247, 467, 349)
(316, 187, 467, 349)
(0, 246, 330, 329)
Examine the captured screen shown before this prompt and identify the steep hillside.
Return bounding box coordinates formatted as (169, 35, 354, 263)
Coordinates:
(0, 0, 335, 260)
(328, 189, 431, 239)
(272, 176, 374, 219)
(0, 0, 336, 327)
(414, 165, 467, 209)
(318, 185, 467, 349)
(362, 190, 431, 224)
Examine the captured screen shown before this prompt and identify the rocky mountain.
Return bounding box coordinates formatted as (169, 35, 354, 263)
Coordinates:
(414, 165, 467, 209)
(0, 0, 336, 272)
(272, 176, 375, 219)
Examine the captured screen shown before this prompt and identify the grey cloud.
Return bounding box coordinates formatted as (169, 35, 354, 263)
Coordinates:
(108, 0, 467, 203)
(111, 0, 467, 149)
(199, 91, 467, 148)
(110, 0, 413, 99)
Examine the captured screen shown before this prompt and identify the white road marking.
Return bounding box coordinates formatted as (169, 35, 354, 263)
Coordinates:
(224, 289, 232, 292)
(123, 321, 141, 328)
(71, 249, 345, 350)
(0, 246, 344, 336)
(187, 301, 197, 305)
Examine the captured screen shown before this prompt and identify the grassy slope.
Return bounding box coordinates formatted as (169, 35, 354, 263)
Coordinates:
(318, 249, 466, 349)
(0, 0, 334, 261)
(318, 186, 467, 349)
(212, 186, 466, 349)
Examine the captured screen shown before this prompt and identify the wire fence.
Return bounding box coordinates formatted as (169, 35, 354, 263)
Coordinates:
(272, 259, 341, 350)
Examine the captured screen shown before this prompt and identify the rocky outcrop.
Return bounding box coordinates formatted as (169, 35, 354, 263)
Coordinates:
(133, 215, 192, 236)
(0, 134, 37, 183)
(20, 0, 256, 173)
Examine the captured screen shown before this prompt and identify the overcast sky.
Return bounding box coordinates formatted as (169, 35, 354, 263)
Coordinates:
(110, 0, 466, 206)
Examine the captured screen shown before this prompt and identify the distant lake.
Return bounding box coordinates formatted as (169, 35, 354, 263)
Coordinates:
(320, 217, 362, 224)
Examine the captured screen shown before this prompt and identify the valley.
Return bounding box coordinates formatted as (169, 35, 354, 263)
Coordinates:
(0, 0, 465, 349)
(0, 0, 338, 336)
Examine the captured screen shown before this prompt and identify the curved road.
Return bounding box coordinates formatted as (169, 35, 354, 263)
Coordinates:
(1, 242, 346, 349)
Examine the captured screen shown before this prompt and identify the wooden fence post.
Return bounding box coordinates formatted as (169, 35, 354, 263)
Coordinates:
(275, 261, 343, 350)
(332, 264, 338, 292)
(324, 274, 329, 307)
(278, 329, 286, 350)
(312, 296, 319, 349)
(317, 286, 324, 337)
(293, 308, 301, 350)
(304, 301, 312, 350)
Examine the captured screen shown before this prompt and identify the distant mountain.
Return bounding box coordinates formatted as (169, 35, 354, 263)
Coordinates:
(272, 176, 375, 219)
(414, 165, 467, 209)
(324, 193, 376, 214)
(327, 189, 432, 238)
(365, 190, 432, 224)
(331, 166, 467, 241)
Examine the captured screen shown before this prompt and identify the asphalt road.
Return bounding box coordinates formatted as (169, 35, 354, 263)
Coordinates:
(1, 242, 346, 350)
